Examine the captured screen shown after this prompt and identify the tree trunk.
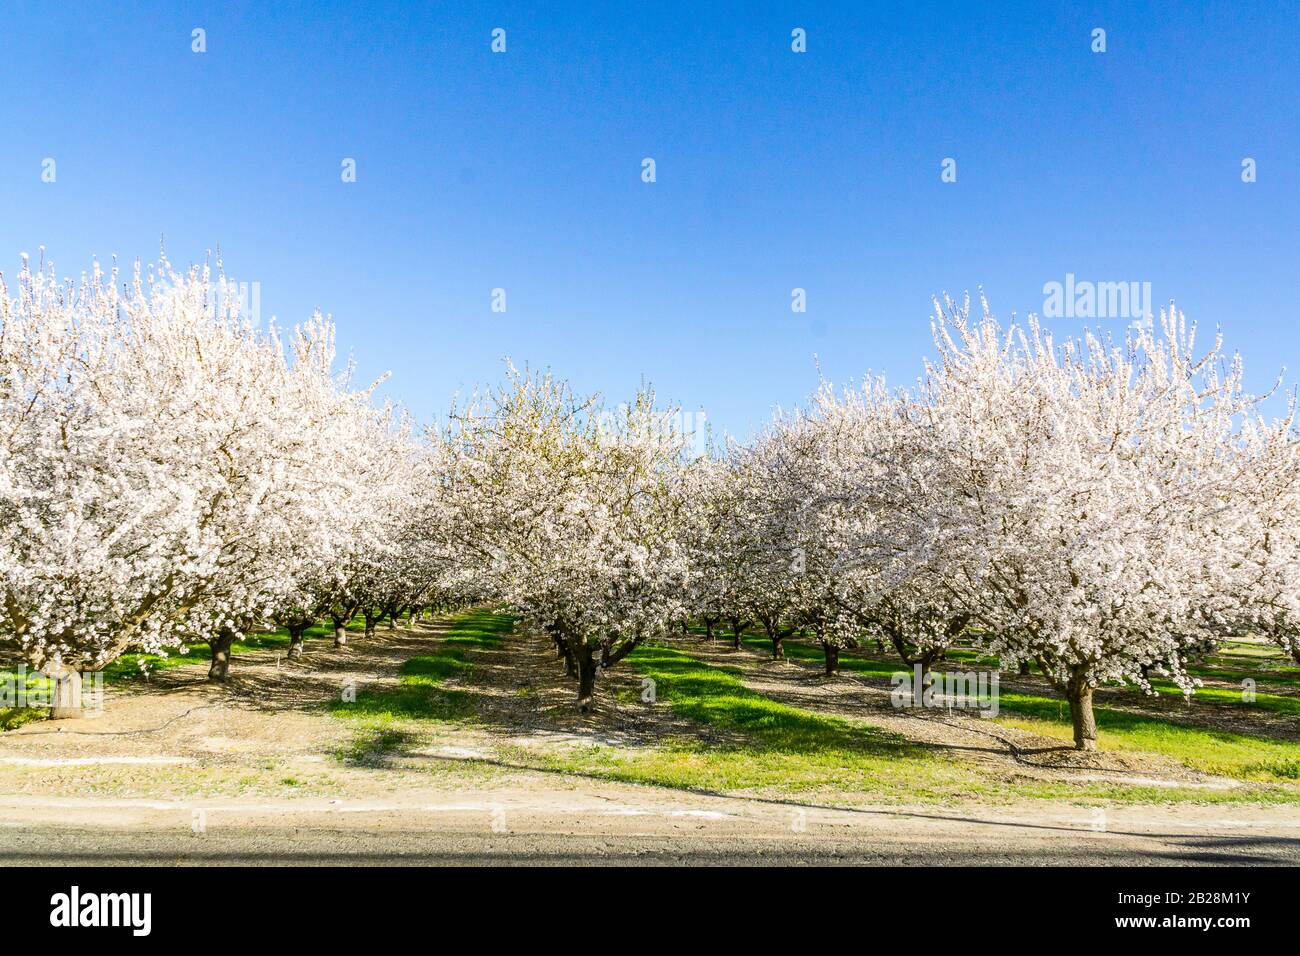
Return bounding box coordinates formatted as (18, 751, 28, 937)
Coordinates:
(575, 643, 598, 712)
(364, 611, 377, 640)
(822, 642, 839, 676)
(1067, 676, 1098, 751)
(889, 635, 934, 682)
(729, 617, 743, 649)
(761, 619, 786, 660)
(332, 615, 348, 647)
(48, 668, 84, 719)
(557, 638, 576, 677)
(1019, 661, 1031, 676)
(287, 624, 306, 659)
(704, 617, 716, 642)
(208, 630, 235, 682)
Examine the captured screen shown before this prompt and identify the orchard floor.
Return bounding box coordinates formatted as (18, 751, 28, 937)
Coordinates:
(1, 614, 1298, 866)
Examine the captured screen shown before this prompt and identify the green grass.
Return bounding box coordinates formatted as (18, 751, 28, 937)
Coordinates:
(724, 630, 1300, 784)
(102, 612, 429, 682)
(738, 631, 901, 677)
(1142, 678, 1300, 718)
(732, 627, 1300, 693)
(0, 668, 50, 731)
(508, 641, 971, 796)
(328, 610, 511, 724)
(995, 692, 1300, 782)
(503, 640, 1296, 804)
(336, 727, 419, 766)
(1185, 661, 1300, 691)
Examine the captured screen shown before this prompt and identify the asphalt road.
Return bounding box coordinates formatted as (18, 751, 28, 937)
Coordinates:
(3, 821, 1297, 865)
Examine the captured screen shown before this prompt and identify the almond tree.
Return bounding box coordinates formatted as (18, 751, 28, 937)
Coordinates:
(326, 408, 427, 643)
(0, 252, 385, 690)
(716, 429, 808, 661)
(804, 378, 971, 678)
(446, 365, 688, 709)
(271, 398, 408, 659)
(679, 454, 745, 644)
(909, 295, 1259, 749)
(745, 405, 863, 671)
(680, 452, 759, 648)
(1220, 408, 1300, 664)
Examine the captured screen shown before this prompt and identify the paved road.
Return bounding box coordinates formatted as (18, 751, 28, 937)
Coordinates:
(3, 815, 1297, 865)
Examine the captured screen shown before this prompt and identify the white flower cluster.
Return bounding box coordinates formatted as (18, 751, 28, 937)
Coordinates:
(0, 254, 467, 681)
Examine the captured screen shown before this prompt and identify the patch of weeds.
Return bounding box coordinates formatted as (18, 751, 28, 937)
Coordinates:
(336, 726, 418, 767)
(1238, 759, 1300, 781)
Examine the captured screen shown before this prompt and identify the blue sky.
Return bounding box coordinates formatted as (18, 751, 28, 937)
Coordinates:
(2, 1, 1297, 438)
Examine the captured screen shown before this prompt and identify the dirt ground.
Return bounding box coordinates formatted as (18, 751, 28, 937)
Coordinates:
(2, 617, 1298, 865)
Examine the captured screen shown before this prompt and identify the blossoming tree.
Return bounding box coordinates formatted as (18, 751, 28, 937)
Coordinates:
(446, 365, 688, 709)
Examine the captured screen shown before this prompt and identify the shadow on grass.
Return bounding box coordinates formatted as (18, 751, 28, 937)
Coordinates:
(723, 630, 1300, 783)
(630, 643, 924, 760)
(336, 727, 420, 767)
(328, 611, 513, 724)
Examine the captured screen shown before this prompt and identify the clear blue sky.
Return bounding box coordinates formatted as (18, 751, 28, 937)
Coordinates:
(3, 1, 1297, 437)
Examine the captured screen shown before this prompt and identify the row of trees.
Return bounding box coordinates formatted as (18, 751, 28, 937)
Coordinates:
(0, 254, 472, 693)
(443, 297, 1300, 749)
(676, 298, 1300, 748)
(3, 253, 1297, 749)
